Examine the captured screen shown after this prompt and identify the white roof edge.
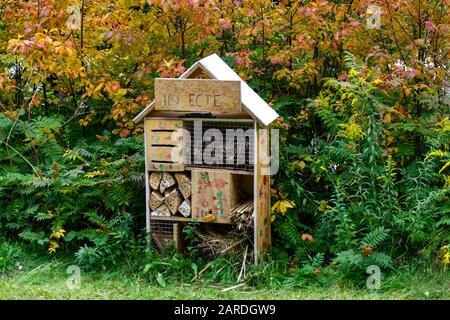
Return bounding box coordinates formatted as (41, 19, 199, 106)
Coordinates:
(133, 53, 279, 126)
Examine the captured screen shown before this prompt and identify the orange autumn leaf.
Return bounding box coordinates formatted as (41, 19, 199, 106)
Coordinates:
(363, 245, 374, 255)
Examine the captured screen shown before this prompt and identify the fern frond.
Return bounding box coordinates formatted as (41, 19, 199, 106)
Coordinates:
(367, 252, 392, 268)
(361, 227, 389, 248)
(344, 51, 363, 72)
(335, 249, 363, 268)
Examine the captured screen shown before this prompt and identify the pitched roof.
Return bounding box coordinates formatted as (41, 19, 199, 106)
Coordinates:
(133, 53, 279, 127)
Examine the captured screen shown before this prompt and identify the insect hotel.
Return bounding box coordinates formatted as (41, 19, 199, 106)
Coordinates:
(133, 54, 279, 262)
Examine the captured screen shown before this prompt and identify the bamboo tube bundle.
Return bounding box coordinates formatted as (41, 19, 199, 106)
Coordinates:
(230, 199, 254, 229)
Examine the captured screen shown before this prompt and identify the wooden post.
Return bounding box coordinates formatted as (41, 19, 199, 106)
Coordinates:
(173, 223, 184, 253)
(254, 125, 271, 263)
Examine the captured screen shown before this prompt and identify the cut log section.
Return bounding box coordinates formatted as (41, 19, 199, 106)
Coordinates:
(149, 191, 164, 211)
(175, 173, 191, 200)
(149, 172, 162, 190)
(160, 172, 176, 193)
(178, 199, 191, 217)
(165, 188, 183, 214)
(152, 203, 171, 216)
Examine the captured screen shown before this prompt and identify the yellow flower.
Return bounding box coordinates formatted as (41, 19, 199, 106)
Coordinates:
(349, 69, 359, 77)
(443, 252, 450, 265)
(50, 228, 66, 240)
(338, 122, 365, 141)
(48, 241, 59, 254)
(372, 79, 383, 85)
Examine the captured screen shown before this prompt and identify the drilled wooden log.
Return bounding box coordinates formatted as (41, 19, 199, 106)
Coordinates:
(149, 191, 164, 211)
(159, 172, 176, 193)
(164, 188, 183, 214)
(178, 199, 191, 217)
(175, 173, 191, 200)
(152, 203, 171, 216)
(149, 172, 162, 190)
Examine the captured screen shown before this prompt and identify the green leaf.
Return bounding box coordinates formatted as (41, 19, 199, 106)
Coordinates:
(191, 263, 198, 277)
(143, 264, 152, 274)
(156, 272, 166, 288)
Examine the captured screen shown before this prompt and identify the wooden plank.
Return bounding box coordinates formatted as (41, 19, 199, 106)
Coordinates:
(185, 166, 253, 175)
(149, 215, 232, 224)
(146, 118, 183, 130)
(239, 174, 254, 195)
(149, 145, 184, 164)
(144, 145, 151, 245)
(149, 146, 177, 162)
(191, 170, 238, 223)
(150, 216, 192, 222)
(150, 131, 183, 145)
(145, 118, 185, 171)
(149, 112, 252, 120)
(154, 79, 242, 113)
(148, 161, 184, 172)
(254, 127, 271, 261)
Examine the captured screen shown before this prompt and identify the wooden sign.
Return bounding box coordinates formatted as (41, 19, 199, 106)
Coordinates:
(154, 79, 242, 112)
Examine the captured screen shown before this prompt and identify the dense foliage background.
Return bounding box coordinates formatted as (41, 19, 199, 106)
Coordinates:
(0, 0, 449, 284)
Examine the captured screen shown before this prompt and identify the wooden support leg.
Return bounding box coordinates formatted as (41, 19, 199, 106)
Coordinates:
(173, 223, 184, 253)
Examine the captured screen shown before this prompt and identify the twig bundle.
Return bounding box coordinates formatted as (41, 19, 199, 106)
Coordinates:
(230, 199, 253, 229)
(193, 227, 250, 259)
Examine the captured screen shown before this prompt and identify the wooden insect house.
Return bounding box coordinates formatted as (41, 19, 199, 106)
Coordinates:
(133, 54, 279, 262)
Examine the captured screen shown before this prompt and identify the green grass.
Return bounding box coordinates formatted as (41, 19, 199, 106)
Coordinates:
(0, 256, 448, 300)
